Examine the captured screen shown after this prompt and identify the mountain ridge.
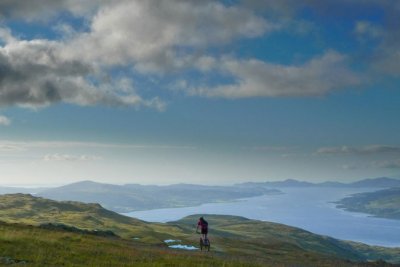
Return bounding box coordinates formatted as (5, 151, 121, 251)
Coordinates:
(36, 181, 280, 213)
(236, 177, 400, 188)
(1, 177, 399, 213)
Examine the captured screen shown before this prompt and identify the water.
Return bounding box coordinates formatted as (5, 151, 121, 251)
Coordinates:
(123, 187, 400, 247)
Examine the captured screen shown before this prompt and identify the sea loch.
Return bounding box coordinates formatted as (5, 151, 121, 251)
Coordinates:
(124, 187, 400, 247)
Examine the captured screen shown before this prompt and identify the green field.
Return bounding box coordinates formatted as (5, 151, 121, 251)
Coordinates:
(0, 194, 399, 266)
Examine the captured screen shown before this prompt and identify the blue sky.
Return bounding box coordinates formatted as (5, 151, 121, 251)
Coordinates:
(0, 0, 399, 185)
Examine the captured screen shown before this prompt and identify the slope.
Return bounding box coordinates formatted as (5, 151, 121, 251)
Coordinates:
(336, 187, 400, 219)
(0, 194, 399, 266)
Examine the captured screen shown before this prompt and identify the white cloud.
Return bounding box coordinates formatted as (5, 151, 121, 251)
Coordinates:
(343, 159, 400, 170)
(317, 145, 400, 155)
(42, 154, 101, 162)
(0, 1, 278, 109)
(0, 115, 10, 126)
(245, 146, 295, 152)
(62, 0, 274, 73)
(187, 51, 360, 98)
(0, 140, 197, 152)
(372, 159, 400, 169)
(0, 28, 17, 44)
(355, 21, 383, 39)
(341, 164, 359, 170)
(0, 0, 109, 20)
(1, 0, 384, 109)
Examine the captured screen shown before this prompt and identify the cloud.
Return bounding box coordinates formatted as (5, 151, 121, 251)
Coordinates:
(341, 159, 400, 170)
(0, 140, 197, 151)
(0, 1, 276, 109)
(42, 154, 101, 162)
(354, 21, 383, 39)
(1, 0, 390, 109)
(0, 0, 108, 20)
(245, 146, 295, 152)
(0, 115, 11, 126)
(0, 144, 23, 152)
(372, 159, 400, 169)
(0, 32, 165, 110)
(341, 164, 359, 170)
(317, 145, 400, 155)
(242, 1, 400, 77)
(296, 1, 400, 77)
(187, 51, 360, 98)
(63, 0, 273, 73)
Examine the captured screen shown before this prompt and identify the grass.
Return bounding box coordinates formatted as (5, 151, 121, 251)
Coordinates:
(0, 221, 261, 267)
(171, 215, 400, 264)
(0, 194, 399, 266)
(0, 193, 186, 243)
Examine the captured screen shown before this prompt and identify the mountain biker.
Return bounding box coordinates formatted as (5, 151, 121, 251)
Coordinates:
(196, 216, 208, 242)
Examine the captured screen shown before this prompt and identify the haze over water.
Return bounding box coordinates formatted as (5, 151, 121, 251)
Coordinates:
(124, 187, 400, 248)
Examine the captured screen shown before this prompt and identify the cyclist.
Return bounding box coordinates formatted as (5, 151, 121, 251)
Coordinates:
(196, 216, 208, 242)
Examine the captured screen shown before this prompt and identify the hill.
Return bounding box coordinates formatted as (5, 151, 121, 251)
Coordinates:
(37, 181, 280, 212)
(0, 186, 47, 194)
(347, 178, 400, 188)
(336, 187, 400, 220)
(0, 194, 399, 266)
(237, 177, 400, 189)
(0, 221, 256, 267)
(0, 193, 184, 243)
(2, 177, 399, 214)
(172, 215, 400, 264)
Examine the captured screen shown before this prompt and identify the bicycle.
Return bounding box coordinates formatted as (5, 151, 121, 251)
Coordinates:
(196, 231, 210, 251)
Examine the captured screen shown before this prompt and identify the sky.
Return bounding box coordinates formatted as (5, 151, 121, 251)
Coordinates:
(0, 0, 399, 186)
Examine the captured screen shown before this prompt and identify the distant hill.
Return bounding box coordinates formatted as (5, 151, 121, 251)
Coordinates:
(347, 177, 400, 188)
(2, 177, 400, 214)
(37, 181, 280, 212)
(238, 179, 315, 188)
(237, 177, 400, 189)
(0, 194, 399, 266)
(0, 186, 47, 194)
(336, 187, 400, 220)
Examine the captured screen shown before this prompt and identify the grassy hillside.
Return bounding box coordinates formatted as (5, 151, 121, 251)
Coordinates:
(0, 194, 399, 266)
(0, 193, 185, 243)
(0, 221, 259, 267)
(336, 187, 400, 220)
(172, 215, 400, 264)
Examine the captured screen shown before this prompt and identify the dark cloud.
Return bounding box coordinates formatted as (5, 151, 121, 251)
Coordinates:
(0, 38, 164, 109)
(0, 0, 398, 107)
